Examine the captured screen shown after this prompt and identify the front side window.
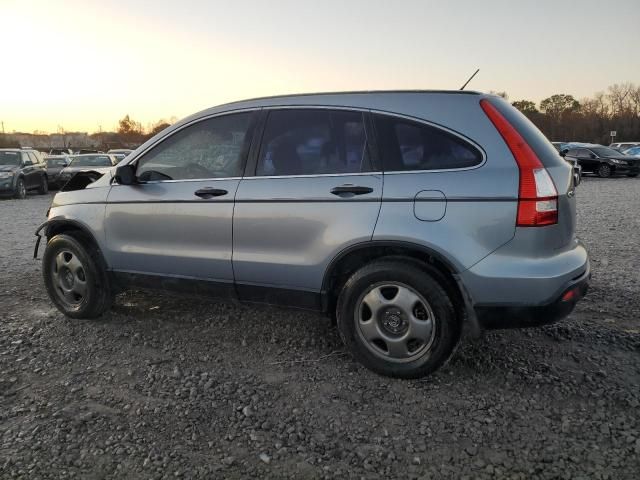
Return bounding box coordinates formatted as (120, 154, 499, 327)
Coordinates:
(591, 146, 620, 157)
(46, 158, 69, 167)
(374, 114, 482, 172)
(256, 109, 370, 176)
(136, 112, 252, 181)
(578, 149, 594, 158)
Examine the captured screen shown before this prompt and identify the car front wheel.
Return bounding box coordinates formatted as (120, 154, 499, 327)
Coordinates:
(597, 164, 612, 178)
(14, 178, 26, 199)
(336, 259, 460, 379)
(43, 234, 113, 318)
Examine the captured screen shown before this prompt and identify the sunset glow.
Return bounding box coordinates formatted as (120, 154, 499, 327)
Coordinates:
(1, 0, 639, 133)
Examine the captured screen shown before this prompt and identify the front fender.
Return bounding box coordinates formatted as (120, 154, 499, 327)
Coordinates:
(33, 217, 103, 260)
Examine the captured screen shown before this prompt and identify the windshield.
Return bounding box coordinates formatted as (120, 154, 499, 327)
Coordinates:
(0, 151, 21, 166)
(591, 146, 621, 157)
(69, 155, 113, 167)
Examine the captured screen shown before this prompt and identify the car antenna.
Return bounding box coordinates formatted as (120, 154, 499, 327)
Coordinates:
(460, 69, 480, 90)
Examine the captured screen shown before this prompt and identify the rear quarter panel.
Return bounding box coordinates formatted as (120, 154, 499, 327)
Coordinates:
(371, 94, 520, 271)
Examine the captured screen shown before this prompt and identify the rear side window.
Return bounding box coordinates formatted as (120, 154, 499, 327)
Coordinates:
(256, 109, 370, 176)
(373, 114, 482, 172)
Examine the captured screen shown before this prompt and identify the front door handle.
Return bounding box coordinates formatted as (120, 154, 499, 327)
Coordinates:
(330, 185, 374, 196)
(194, 187, 228, 199)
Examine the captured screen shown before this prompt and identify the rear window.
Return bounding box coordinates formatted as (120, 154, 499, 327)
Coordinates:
(373, 114, 482, 172)
(70, 155, 113, 167)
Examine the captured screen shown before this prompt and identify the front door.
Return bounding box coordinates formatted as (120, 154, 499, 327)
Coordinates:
(232, 108, 382, 307)
(104, 111, 256, 293)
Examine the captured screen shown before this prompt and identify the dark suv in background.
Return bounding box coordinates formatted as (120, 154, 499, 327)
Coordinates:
(565, 144, 640, 177)
(0, 148, 49, 198)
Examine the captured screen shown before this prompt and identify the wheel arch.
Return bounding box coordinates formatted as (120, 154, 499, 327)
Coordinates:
(45, 219, 106, 265)
(321, 241, 465, 322)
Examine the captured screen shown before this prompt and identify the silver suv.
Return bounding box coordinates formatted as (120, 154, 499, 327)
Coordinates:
(36, 91, 590, 378)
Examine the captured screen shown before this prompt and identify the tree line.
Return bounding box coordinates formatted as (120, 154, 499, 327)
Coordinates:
(2, 83, 639, 149)
(508, 82, 640, 144)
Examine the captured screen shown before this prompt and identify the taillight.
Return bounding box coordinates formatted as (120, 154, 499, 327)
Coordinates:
(480, 99, 558, 227)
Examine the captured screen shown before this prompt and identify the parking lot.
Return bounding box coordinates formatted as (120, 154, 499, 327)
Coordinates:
(1, 177, 639, 479)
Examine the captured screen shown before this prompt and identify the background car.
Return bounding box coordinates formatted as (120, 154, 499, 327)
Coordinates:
(610, 142, 640, 152)
(0, 148, 49, 198)
(74, 148, 102, 154)
(44, 155, 72, 189)
(48, 148, 74, 156)
(551, 141, 572, 152)
(565, 144, 640, 177)
(57, 154, 119, 187)
(623, 146, 640, 157)
(107, 149, 134, 164)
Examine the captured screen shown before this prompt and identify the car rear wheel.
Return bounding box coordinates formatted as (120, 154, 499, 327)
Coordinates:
(43, 234, 113, 318)
(336, 259, 460, 379)
(597, 164, 612, 178)
(14, 178, 26, 199)
(38, 175, 49, 194)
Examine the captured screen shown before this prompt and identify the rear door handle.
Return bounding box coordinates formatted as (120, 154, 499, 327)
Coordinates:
(330, 185, 374, 196)
(194, 187, 228, 199)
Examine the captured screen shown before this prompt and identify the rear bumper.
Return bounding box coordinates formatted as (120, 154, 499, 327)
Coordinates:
(474, 264, 590, 329)
(458, 235, 590, 328)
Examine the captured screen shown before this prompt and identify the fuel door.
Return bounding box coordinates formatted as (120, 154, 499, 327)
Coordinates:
(413, 190, 446, 222)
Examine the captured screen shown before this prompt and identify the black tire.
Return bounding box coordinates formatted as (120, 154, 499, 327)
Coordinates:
(336, 259, 460, 379)
(597, 164, 612, 178)
(14, 178, 26, 199)
(43, 234, 113, 318)
(38, 175, 49, 194)
(627, 173, 638, 178)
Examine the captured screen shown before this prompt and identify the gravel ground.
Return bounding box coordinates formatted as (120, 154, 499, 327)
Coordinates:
(1, 177, 639, 479)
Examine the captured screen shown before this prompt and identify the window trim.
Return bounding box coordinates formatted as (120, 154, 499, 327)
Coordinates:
(248, 106, 377, 179)
(369, 109, 487, 174)
(115, 108, 260, 184)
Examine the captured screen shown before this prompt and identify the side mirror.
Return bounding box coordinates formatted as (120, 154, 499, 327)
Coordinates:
(114, 164, 137, 185)
(590, 154, 596, 159)
(560, 149, 568, 157)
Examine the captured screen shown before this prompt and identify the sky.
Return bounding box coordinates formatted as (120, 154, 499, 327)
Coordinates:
(1, 0, 639, 133)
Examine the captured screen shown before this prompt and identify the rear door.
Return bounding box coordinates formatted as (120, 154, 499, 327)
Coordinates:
(232, 108, 381, 307)
(104, 111, 257, 291)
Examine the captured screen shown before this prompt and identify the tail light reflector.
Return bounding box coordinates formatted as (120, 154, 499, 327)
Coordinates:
(480, 99, 558, 226)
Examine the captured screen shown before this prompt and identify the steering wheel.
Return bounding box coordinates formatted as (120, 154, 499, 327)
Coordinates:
(184, 162, 215, 178)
